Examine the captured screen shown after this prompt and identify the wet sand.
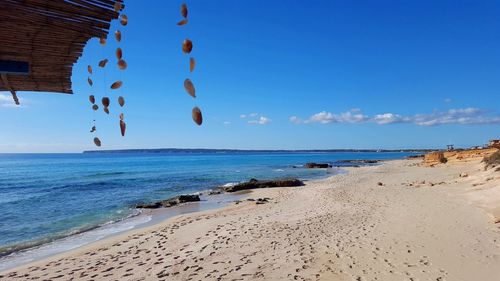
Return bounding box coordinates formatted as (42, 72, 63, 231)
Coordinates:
(1, 159, 500, 280)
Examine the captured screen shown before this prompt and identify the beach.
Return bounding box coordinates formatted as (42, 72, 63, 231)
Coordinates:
(1, 158, 500, 280)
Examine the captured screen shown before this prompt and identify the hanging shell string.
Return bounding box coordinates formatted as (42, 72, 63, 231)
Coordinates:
(178, 3, 203, 126)
(116, 3, 127, 137)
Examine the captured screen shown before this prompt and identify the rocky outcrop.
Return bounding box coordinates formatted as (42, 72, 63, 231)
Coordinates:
(222, 178, 303, 192)
(406, 155, 424, 159)
(423, 152, 447, 166)
(337, 160, 379, 164)
(305, 163, 332, 168)
(136, 194, 200, 209)
(422, 148, 498, 166)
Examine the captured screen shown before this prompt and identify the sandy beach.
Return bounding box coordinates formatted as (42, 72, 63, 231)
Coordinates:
(1, 158, 500, 281)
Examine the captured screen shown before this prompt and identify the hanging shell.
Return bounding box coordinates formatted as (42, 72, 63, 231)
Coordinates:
(87, 77, 93, 86)
(182, 39, 193, 54)
(119, 113, 124, 121)
(120, 120, 126, 136)
(116, 48, 123, 60)
(102, 97, 110, 107)
(118, 96, 125, 107)
(184, 79, 196, 98)
(89, 95, 95, 104)
(111, 81, 123, 89)
(93, 137, 101, 147)
(114, 2, 122, 12)
(192, 106, 203, 126)
(120, 14, 128, 26)
(90, 126, 96, 133)
(104, 107, 110, 114)
(98, 59, 109, 68)
(92, 104, 99, 111)
(118, 59, 127, 70)
(87, 65, 92, 74)
(177, 19, 188, 26)
(99, 37, 106, 45)
(181, 4, 188, 18)
(115, 30, 122, 42)
(189, 57, 195, 72)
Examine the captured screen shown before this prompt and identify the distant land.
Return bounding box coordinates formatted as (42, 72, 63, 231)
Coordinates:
(83, 148, 434, 154)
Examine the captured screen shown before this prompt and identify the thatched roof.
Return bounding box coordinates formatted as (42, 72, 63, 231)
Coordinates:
(0, 0, 123, 103)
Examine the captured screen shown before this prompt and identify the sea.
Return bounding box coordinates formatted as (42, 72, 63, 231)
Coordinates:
(0, 151, 416, 270)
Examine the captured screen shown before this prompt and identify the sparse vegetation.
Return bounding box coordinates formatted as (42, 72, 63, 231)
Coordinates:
(483, 150, 500, 169)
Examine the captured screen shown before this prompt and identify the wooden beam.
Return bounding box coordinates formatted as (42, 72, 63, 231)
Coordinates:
(0, 74, 20, 105)
(0, 60, 30, 75)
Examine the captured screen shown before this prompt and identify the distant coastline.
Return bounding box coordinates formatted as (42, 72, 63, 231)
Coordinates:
(83, 148, 433, 154)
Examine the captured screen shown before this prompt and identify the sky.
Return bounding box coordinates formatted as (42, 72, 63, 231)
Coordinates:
(0, 0, 499, 152)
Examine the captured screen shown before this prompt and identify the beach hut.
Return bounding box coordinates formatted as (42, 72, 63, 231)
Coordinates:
(0, 0, 123, 105)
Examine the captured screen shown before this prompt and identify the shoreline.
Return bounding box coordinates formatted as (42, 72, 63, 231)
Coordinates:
(0, 164, 352, 271)
(2, 158, 499, 280)
(0, 192, 249, 272)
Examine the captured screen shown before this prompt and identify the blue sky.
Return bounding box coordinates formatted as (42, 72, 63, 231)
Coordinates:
(0, 0, 499, 152)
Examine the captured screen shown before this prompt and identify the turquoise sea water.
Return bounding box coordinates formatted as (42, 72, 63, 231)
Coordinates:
(0, 152, 415, 257)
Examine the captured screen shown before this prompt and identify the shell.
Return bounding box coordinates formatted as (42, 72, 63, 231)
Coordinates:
(177, 19, 188, 26)
(116, 48, 122, 60)
(115, 30, 121, 42)
(102, 97, 110, 107)
(111, 81, 123, 89)
(92, 104, 99, 111)
(119, 113, 124, 121)
(99, 37, 106, 45)
(181, 4, 188, 18)
(87, 77, 93, 86)
(118, 59, 127, 70)
(182, 39, 193, 54)
(90, 126, 96, 133)
(103, 107, 110, 114)
(192, 106, 203, 126)
(120, 120, 126, 136)
(118, 96, 125, 107)
(87, 65, 92, 74)
(189, 57, 195, 72)
(98, 59, 109, 68)
(120, 14, 128, 26)
(89, 95, 95, 104)
(184, 79, 196, 98)
(114, 2, 122, 12)
(93, 137, 101, 147)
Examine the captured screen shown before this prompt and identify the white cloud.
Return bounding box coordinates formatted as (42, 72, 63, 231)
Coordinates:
(291, 108, 500, 126)
(248, 116, 271, 125)
(373, 113, 406, 124)
(223, 121, 231, 125)
(444, 98, 452, 103)
(300, 109, 369, 124)
(337, 111, 369, 123)
(239, 114, 247, 119)
(310, 111, 335, 124)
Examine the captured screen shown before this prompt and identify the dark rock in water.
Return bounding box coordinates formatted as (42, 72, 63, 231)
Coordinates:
(136, 194, 200, 209)
(208, 190, 222, 195)
(406, 154, 424, 159)
(223, 178, 303, 192)
(304, 162, 332, 168)
(337, 159, 379, 164)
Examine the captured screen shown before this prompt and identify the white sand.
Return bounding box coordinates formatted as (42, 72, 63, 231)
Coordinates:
(1, 159, 499, 280)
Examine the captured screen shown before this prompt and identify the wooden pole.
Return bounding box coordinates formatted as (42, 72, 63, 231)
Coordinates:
(0, 74, 20, 105)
